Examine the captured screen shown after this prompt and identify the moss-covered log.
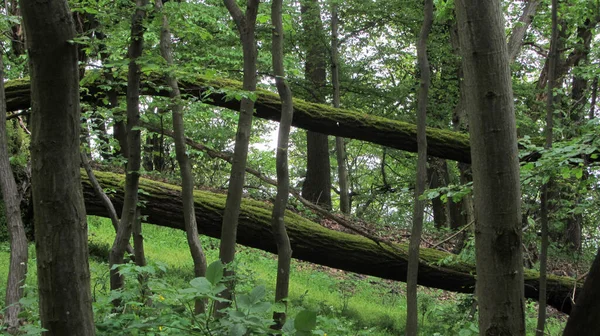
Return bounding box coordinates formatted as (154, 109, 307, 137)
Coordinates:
(5, 76, 472, 163)
(82, 170, 579, 314)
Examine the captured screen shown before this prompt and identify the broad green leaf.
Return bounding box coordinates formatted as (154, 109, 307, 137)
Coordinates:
(294, 310, 317, 332)
(206, 260, 224, 285)
(249, 285, 266, 303)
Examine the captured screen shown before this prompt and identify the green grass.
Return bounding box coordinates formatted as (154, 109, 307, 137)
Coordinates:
(1, 216, 568, 335)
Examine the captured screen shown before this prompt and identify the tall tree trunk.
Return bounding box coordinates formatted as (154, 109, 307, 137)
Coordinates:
(156, 0, 208, 314)
(20, 0, 96, 333)
(507, 0, 541, 62)
(0, 49, 28, 334)
(562, 247, 600, 335)
(537, 1, 558, 334)
(300, 0, 332, 210)
(109, 0, 148, 293)
(270, 0, 293, 328)
(217, 0, 259, 313)
(331, 4, 349, 214)
(456, 1, 526, 334)
(405, 1, 433, 334)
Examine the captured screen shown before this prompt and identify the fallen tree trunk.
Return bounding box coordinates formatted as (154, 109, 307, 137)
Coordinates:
(82, 170, 579, 314)
(5, 76, 471, 163)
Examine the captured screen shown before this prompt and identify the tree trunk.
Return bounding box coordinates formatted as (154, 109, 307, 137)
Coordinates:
(81, 170, 580, 315)
(109, 0, 148, 293)
(537, 1, 558, 334)
(20, 0, 95, 333)
(405, 1, 433, 334)
(456, 1, 526, 334)
(2, 74, 473, 164)
(331, 5, 349, 215)
(156, 0, 208, 314)
(269, 0, 293, 328)
(0, 49, 28, 334)
(507, 0, 541, 62)
(300, 0, 332, 210)
(562, 247, 600, 335)
(217, 0, 260, 313)
(427, 157, 449, 229)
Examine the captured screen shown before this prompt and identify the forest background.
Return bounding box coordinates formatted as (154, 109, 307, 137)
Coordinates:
(0, 0, 599, 335)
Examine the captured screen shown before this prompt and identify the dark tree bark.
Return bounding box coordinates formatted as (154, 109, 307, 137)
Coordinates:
(562, 247, 600, 335)
(537, 1, 558, 334)
(269, 0, 293, 328)
(109, 0, 148, 293)
(156, 0, 208, 314)
(218, 0, 259, 312)
(300, 0, 332, 210)
(427, 157, 451, 229)
(0, 48, 27, 334)
(590, 77, 598, 119)
(20, 0, 95, 333)
(406, 1, 433, 334)
(81, 170, 581, 315)
(456, 0, 526, 334)
(331, 4, 350, 215)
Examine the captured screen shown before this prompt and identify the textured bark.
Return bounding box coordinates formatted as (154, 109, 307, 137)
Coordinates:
(537, 1, 558, 334)
(81, 170, 580, 315)
(156, 0, 208, 314)
(456, 1, 526, 334)
(4, 76, 472, 163)
(331, 5, 350, 215)
(562, 247, 600, 335)
(300, 0, 332, 209)
(0, 49, 27, 334)
(507, 0, 541, 62)
(109, 0, 148, 293)
(406, 1, 433, 334)
(20, 0, 95, 333)
(427, 158, 449, 229)
(218, 0, 260, 312)
(269, 0, 293, 327)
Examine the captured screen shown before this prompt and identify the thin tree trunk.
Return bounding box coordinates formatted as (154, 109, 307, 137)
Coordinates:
(331, 4, 349, 215)
(537, 1, 558, 334)
(156, 0, 208, 314)
(405, 1, 433, 334)
(80, 151, 135, 257)
(269, 0, 293, 328)
(590, 77, 598, 119)
(300, 0, 332, 210)
(109, 0, 148, 294)
(456, 0, 526, 334)
(0, 48, 27, 335)
(20, 0, 95, 333)
(217, 0, 259, 314)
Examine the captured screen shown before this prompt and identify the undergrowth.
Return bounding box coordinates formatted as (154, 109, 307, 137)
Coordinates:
(0, 216, 568, 335)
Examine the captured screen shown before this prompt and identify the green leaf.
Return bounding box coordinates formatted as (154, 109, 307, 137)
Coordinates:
(206, 260, 224, 285)
(228, 324, 246, 336)
(272, 302, 286, 313)
(294, 310, 317, 332)
(249, 285, 266, 303)
(190, 277, 212, 293)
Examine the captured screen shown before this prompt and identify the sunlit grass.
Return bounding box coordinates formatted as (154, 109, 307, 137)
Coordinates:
(0, 216, 568, 335)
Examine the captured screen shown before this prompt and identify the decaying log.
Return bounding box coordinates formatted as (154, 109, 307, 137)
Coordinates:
(5, 76, 471, 162)
(82, 170, 579, 314)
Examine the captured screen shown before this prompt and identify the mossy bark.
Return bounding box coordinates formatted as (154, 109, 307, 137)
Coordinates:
(4, 75, 472, 163)
(82, 170, 579, 315)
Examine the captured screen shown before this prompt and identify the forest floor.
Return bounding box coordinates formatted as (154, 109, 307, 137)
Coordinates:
(0, 216, 569, 335)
